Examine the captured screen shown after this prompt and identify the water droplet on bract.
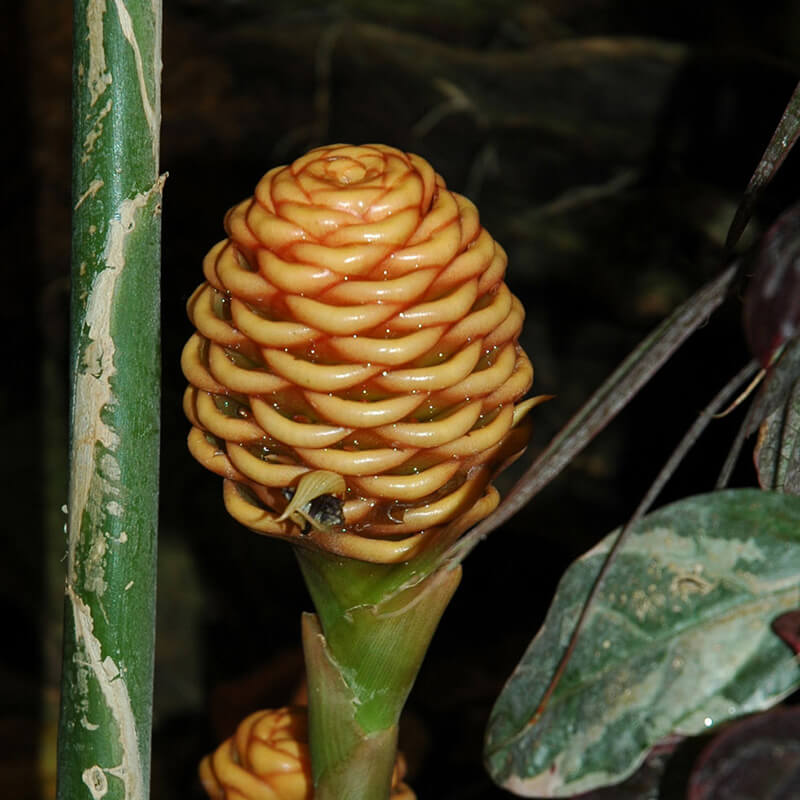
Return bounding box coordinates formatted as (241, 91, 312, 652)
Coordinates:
(703, 717, 713, 728)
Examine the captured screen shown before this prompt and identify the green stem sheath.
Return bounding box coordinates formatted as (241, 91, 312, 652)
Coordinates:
(297, 547, 461, 800)
(57, 1, 163, 799)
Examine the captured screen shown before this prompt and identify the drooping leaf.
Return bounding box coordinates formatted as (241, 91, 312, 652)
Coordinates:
(743, 204, 800, 366)
(754, 358, 800, 494)
(687, 707, 800, 800)
(447, 265, 737, 566)
(726, 80, 800, 252)
(485, 489, 800, 798)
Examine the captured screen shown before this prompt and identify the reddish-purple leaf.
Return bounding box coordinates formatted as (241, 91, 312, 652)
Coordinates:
(574, 737, 683, 800)
(688, 708, 800, 800)
(772, 610, 800, 654)
(743, 203, 800, 366)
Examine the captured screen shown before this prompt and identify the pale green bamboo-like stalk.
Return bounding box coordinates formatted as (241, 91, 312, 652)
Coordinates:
(297, 549, 462, 800)
(56, 1, 163, 798)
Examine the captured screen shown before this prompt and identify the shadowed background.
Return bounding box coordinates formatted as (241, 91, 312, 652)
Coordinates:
(3, 1, 800, 797)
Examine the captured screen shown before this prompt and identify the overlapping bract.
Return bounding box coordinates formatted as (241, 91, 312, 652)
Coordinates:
(198, 706, 414, 800)
(182, 144, 534, 563)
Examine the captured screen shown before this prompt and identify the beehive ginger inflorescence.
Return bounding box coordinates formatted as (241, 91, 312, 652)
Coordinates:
(199, 706, 415, 800)
(182, 144, 539, 563)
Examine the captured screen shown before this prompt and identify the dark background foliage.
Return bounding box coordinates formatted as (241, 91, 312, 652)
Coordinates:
(3, 1, 799, 797)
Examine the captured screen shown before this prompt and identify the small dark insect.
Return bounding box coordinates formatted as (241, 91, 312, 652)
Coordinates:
(307, 494, 345, 528)
(281, 487, 344, 534)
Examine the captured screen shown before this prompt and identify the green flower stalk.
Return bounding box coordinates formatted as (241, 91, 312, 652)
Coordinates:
(183, 144, 539, 799)
(57, 1, 163, 799)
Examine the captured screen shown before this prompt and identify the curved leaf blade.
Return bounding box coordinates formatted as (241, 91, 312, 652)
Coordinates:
(755, 366, 800, 494)
(746, 338, 800, 438)
(485, 489, 800, 797)
(726, 80, 800, 252)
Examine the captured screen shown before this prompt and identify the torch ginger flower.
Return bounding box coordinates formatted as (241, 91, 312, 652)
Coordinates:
(182, 144, 538, 563)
